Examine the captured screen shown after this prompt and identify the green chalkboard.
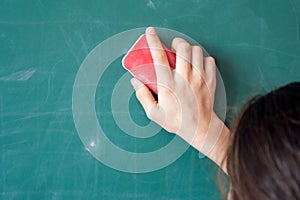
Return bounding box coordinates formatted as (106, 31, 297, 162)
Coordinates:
(1, 0, 300, 199)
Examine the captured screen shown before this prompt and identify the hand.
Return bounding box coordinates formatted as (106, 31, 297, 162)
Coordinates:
(130, 27, 229, 166)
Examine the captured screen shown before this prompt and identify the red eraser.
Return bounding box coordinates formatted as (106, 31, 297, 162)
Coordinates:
(122, 34, 176, 94)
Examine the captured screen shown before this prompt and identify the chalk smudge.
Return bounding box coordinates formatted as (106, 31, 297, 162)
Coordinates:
(147, 0, 156, 9)
(0, 68, 36, 81)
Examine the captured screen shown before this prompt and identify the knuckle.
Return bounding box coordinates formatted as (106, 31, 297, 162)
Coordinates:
(145, 105, 158, 120)
(192, 46, 203, 54)
(152, 50, 167, 64)
(172, 37, 183, 45)
(135, 89, 144, 100)
(145, 110, 153, 120)
(135, 92, 142, 101)
(178, 42, 191, 52)
(172, 37, 181, 42)
(156, 52, 167, 63)
(196, 77, 205, 87)
(206, 56, 216, 63)
(206, 77, 215, 86)
(159, 87, 171, 97)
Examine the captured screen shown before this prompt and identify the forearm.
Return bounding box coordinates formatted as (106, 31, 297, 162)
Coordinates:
(191, 114, 230, 174)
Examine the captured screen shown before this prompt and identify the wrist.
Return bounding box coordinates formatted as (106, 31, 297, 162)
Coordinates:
(191, 113, 230, 173)
(206, 121, 230, 173)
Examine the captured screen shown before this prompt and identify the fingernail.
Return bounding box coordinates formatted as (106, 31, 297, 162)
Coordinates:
(146, 27, 156, 35)
(130, 78, 140, 90)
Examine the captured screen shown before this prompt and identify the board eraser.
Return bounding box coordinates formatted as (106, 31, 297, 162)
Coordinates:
(122, 34, 176, 94)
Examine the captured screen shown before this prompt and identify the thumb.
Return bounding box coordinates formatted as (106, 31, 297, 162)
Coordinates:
(130, 78, 159, 120)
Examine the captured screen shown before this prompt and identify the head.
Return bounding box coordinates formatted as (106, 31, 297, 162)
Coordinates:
(226, 82, 300, 200)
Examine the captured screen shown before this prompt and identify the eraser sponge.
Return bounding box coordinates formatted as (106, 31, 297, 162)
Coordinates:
(122, 34, 176, 94)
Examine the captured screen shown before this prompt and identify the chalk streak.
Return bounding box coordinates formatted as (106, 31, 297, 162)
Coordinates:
(0, 19, 107, 25)
(78, 33, 89, 54)
(59, 26, 80, 65)
(2, 108, 72, 125)
(2, 140, 28, 148)
(147, 0, 156, 9)
(288, 0, 299, 40)
(217, 43, 300, 59)
(44, 60, 61, 105)
(0, 68, 36, 81)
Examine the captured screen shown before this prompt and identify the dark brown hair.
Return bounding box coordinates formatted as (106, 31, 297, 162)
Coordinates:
(225, 82, 300, 200)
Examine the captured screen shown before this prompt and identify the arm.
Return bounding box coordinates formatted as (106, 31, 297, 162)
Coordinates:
(130, 27, 230, 173)
(191, 114, 230, 173)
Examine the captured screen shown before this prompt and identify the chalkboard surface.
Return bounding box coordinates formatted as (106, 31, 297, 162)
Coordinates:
(1, 0, 300, 199)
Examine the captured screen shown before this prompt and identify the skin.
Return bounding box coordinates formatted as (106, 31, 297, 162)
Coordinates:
(130, 27, 230, 173)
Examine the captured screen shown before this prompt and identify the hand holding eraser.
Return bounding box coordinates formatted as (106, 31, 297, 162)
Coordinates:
(122, 34, 176, 94)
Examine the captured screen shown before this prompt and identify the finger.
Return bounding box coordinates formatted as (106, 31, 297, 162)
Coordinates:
(203, 57, 216, 80)
(145, 27, 173, 92)
(191, 46, 204, 75)
(171, 37, 192, 80)
(130, 78, 158, 120)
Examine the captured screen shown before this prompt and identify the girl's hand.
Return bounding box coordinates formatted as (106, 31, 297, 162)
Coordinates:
(130, 27, 229, 168)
